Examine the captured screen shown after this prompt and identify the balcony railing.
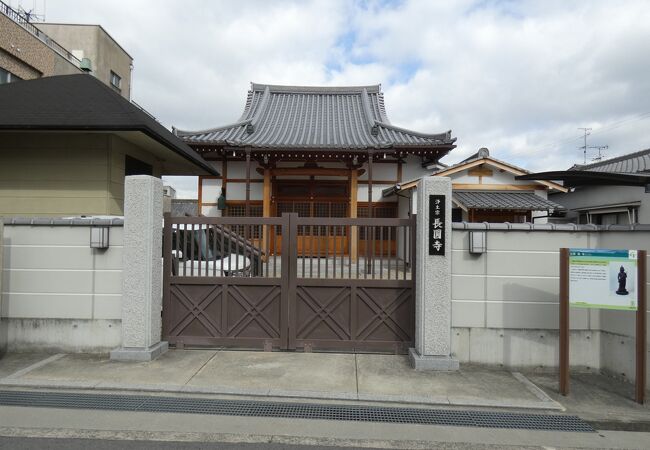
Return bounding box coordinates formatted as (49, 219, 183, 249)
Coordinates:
(0, 0, 83, 69)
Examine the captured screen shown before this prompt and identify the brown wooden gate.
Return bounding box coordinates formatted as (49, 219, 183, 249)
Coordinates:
(162, 213, 415, 353)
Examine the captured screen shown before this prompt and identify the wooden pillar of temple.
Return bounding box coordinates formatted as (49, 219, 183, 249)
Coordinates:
(221, 155, 228, 217)
(368, 151, 373, 219)
(350, 166, 358, 262)
(245, 148, 251, 216)
(366, 152, 373, 274)
(262, 167, 271, 259)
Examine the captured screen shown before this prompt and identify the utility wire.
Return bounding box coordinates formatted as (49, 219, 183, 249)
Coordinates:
(535, 110, 650, 151)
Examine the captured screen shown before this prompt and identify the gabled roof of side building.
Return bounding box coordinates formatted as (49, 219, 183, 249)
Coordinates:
(0, 74, 218, 176)
(382, 148, 567, 197)
(431, 148, 567, 192)
(174, 83, 457, 151)
(569, 147, 650, 174)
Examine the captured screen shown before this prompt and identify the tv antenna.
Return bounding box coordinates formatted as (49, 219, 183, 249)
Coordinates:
(578, 127, 592, 164)
(16, 1, 46, 22)
(590, 145, 608, 162)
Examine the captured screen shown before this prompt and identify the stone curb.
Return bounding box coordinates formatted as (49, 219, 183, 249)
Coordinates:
(0, 377, 564, 411)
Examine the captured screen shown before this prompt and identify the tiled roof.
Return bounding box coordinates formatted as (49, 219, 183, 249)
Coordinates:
(570, 148, 650, 174)
(0, 74, 218, 175)
(453, 191, 566, 211)
(174, 83, 456, 149)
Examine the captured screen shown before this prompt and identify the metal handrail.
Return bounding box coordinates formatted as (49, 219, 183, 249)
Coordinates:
(131, 101, 160, 123)
(0, 0, 83, 69)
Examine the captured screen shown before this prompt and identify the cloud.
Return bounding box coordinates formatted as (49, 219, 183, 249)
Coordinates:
(35, 0, 650, 197)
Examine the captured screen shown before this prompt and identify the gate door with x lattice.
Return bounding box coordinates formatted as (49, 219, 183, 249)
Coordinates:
(163, 213, 415, 352)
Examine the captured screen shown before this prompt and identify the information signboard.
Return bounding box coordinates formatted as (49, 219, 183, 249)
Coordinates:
(560, 248, 646, 404)
(569, 248, 638, 310)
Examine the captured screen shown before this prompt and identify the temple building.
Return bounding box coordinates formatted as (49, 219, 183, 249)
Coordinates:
(174, 83, 456, 224)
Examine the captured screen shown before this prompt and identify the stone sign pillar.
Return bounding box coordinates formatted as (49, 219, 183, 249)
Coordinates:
(110, 175, 168, 361)
(409, 177, 459, 370)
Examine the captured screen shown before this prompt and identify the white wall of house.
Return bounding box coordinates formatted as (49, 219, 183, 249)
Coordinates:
(551, 185, 650, 224)
(1, 220, 123, 352)
(451, 224, 650, 383)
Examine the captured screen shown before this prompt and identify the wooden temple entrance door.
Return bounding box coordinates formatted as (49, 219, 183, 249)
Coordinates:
(272, 180, 349, 256)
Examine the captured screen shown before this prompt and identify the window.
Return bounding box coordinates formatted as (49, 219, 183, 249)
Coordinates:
(110, 71, 121, 90)
(0, 67, 22, 84)
(579, 206, 639, 225)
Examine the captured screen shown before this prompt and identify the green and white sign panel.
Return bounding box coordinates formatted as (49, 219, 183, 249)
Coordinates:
(569, 248, 638, 310)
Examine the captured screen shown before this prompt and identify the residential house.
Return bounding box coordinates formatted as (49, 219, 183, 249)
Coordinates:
(0, 74, 217, 217)
(382, 147, 567, 223)
(540, 148, 650, 224)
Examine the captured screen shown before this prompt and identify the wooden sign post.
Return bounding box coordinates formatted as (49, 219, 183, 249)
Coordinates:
(559, 248, 570, 396)
(636, 251, 647, 404)
(559, 248, 646, 404)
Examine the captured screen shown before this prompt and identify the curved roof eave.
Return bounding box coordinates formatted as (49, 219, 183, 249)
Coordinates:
(174, 83, 456, 150)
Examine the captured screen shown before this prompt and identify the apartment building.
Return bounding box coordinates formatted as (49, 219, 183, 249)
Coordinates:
(0, 1, 132, 98)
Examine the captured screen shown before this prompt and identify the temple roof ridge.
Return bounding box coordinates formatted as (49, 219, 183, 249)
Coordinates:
(174, 82, 456, 151)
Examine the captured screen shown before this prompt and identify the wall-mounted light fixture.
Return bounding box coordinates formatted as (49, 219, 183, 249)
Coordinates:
(469, 231, 486, 254)
(90, 227, 110, 249)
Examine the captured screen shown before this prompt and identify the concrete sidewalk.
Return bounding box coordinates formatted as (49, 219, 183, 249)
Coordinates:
(0, 349, 560, 410)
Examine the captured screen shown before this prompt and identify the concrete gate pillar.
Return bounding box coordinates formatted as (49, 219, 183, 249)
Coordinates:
(409, 177, 459, 370)
(110, 175, 168, 361)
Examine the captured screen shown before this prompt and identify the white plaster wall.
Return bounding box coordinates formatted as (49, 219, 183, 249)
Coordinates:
(1, 223, 123, 351)
(450, 166, 534, 186)
(358, 162, 396, 181)
(402, 155, 431, 181)
(201, 205, 220, 217)
(357, 185, 394, 203)
(227, 161, 263, 180)
(227, 183, 264, 201)
(202, 178, 222, 201)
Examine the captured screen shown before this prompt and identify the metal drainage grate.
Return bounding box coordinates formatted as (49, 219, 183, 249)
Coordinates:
(0, 390, 594, 432)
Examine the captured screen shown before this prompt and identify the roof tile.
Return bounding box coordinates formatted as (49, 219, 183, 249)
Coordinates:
(572, 148, 650, 174)
(453, 191, 565, 211)
(175, 84, 456, 150)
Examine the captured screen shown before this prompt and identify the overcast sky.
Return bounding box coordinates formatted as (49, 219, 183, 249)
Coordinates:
(18, 0, 650, 197)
